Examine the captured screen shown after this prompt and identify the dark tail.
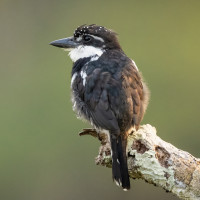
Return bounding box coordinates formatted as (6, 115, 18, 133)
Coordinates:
(110, 132, 130, 190)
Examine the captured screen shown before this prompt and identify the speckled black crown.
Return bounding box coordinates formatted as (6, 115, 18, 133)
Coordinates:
(74, 24, 111, 38)
(73, 24, 121, 50)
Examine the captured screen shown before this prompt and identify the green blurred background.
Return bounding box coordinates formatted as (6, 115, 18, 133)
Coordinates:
(1, 0, 200, 199)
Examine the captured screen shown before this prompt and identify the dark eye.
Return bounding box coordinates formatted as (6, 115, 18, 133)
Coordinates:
(83, 35, 92, 42)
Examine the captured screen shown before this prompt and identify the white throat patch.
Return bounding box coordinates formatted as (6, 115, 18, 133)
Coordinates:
(68, 45, 104, 62)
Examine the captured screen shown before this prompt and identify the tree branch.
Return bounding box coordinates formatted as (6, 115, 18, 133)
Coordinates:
(80, 124, 200, 200)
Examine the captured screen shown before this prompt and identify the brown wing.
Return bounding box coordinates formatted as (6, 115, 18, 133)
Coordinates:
(122, 61, 149, 129)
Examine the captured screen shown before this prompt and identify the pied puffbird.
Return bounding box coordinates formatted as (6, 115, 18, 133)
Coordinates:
(50, 24, 150, 190)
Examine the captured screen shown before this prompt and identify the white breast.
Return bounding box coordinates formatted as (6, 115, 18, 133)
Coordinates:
(69, 45, 104, 62)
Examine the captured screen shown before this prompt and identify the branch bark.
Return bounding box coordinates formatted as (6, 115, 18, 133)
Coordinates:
(80, 124, 200, 200)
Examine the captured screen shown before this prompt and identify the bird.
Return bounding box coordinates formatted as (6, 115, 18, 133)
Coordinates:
(50, 24, 150, 190)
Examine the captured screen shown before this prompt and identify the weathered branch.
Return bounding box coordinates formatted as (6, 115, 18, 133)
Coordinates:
(79, 124, 200, 200)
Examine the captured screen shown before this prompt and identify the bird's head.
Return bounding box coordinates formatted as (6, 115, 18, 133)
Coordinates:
(50, 24, 121, 62)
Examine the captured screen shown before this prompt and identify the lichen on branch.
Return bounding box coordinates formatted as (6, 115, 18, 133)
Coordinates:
(80, 124, 200, 200)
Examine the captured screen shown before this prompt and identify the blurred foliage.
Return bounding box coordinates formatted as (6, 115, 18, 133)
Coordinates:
(0, 0, 200, 199)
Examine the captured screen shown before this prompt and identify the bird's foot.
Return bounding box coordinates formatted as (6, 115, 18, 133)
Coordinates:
(79, 128, 108, 145)
(79, 128, 98, 138)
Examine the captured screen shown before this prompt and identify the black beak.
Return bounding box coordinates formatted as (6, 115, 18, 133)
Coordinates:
(49, 36, 78, 49)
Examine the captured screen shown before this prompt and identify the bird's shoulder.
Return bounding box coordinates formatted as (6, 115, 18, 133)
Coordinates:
(71, 49, 143, 104)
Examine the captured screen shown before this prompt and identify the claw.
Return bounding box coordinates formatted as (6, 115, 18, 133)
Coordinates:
(79, 128, 98, 138)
